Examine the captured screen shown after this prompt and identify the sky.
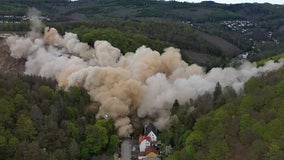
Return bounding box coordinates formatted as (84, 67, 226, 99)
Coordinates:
(175, 0, 283, 4)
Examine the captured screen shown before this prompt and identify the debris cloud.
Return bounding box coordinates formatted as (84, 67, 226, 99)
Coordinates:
(6, 20, 284, 137)
(27, 8, 44, 39)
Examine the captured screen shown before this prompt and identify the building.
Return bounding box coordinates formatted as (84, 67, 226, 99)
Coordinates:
(144, 123, 158, 142)
(145, 146, 158, 158)
(138, 123, 160, 160)
(139, 135, 151, 153)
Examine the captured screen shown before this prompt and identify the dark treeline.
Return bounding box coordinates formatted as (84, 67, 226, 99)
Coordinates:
(0, 19, 230, 69)
(1, 0, 284, 67)
(58, 20, 226, 69)
(68, 20, 223, 56)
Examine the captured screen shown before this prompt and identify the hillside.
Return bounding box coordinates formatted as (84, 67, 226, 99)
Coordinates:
(164, 66, 284, 160)
(0, 0, 284, 67)
(0, 38, 25, 74)
(0, 1, 284, 160)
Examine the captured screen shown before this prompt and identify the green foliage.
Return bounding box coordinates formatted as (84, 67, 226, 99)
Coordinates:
(14, 94, 28, 110)
(0, 99, 15, 126)
(68, 139, 80, 160)
(213, 82, 223, 107)
(263, 119, 284, 142)
(15, 114, 37, 141)
(164, 150, 178, 160)
(11, 76, 25, 92)
(185, 130, 204, 158)
(207, 139, 230, 160)
(80, 119, 117, 158)
(71, 26, 171, 53)
(158, 129, 174, 146)
(167, 66, 284, 159)
(107, 134, 119, 155)
(276, 80, 284, 94)
(0, 125, 19, 157)
(252, 139, 267, 158)
(251, 121, 265, 138)
(39, 85, 55, 100)
(65, 20, 230, 69)
(197, 9, 240, 22)
(0, 74, 120, 159)
(193, 115, 212, 133)
(256, 53, 284, 66)
(265, 142, 284, 160)
(244, 77, 264, 94)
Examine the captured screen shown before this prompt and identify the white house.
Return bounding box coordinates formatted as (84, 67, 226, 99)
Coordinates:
(139, 135, 151, 152)
(144, 123, 158, 142)
(147, 131, 157, 142)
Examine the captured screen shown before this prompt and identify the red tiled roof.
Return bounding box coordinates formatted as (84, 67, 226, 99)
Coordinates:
(145, 146, 157, 155)
(139, 135, 151, 144)
(138, 152, 145, 156)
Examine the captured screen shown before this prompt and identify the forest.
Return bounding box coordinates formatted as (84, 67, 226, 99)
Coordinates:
(1, 0, 284, 66)
(0, 0, 284, 160)
(1, 59, 284, 159)
(162, 66, 284, 160)
(0, 74, 119, 160)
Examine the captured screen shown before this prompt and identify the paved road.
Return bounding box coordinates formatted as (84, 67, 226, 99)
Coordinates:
(121, 139, 131, 160)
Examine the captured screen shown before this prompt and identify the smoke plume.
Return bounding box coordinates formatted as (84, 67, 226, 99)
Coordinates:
(27, 8, 44, 39)
(6, 20, 284, 137)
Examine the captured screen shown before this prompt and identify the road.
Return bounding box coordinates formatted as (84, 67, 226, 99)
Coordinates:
(121, 139, 132, 160)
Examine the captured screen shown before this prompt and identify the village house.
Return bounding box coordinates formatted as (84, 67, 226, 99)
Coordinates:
(138, 123, 160, 160)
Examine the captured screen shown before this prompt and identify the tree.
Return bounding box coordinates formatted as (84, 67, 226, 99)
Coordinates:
(194, 93, 214, 117)
(29, 105, 44, 127)
(39, 85, 55, 100)
(50, 149, 68, 160)
(3, 22, 14, 31)
(165, 150, 184, 160)
(244, 77, 263, 94)
(14, 94, 28, 110)
(14, 141, 45, 160)
(265, 142, 284, 160)
(276, 80, 284, 94)
(164, 66, 284, 159)
(68, 139, 80, 160)
(193, 115, 212, 133)
(16, 114, 37, 142)
(185, 130, 205, 159)
(60, 120, 79, 139)
(95, 119, 114, 136)
(0, 125, 19, 158)
(239, 114, 255, 144)
(252, 139, 267, 159)
(107, 134, 119, 155)
(158, 129, 174, 146)
(251, 121, 265, 139)
(207, 139, 230, 160)
(81, 122, 109, 158)
(263, 119, 284, 142)
(0, 98, 15, 126)
(213, 82, 222, 107)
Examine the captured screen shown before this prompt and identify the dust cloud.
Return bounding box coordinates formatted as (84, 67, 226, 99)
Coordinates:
(6, 14, 284, 137)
